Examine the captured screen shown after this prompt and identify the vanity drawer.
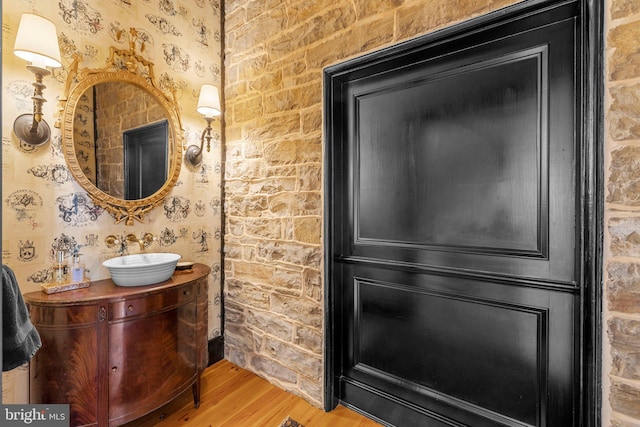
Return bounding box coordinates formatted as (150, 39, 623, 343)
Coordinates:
(108, 284, 195, 321)
(29, 304, 98, 327)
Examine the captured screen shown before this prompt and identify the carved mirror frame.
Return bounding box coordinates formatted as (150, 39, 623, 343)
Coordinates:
(59, 34, 183, 226)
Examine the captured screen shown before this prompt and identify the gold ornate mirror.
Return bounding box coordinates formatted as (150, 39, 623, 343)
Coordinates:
(58, 29, 183, 225)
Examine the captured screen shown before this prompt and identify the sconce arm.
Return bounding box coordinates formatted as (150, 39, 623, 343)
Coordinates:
(13, 64, 53, 147)
(185, 116, 214, 167)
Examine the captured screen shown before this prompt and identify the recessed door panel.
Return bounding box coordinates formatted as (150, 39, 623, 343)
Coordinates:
(356, 49, 545, 255)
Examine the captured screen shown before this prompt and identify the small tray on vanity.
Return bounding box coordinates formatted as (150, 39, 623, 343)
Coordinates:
(175, 261, 195, 271)
(41, 281, 90, 294)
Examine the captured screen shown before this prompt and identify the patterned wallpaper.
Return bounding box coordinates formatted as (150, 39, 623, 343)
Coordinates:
(2, 0, 223, 403)
(74, 91, 97, 185)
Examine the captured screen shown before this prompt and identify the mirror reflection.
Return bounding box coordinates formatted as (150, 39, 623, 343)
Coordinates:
(72, 81, 170, 200)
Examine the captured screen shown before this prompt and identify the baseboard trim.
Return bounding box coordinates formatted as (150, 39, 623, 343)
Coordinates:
(208, 335, 224, 366)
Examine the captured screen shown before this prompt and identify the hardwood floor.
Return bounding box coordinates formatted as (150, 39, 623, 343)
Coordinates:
(124, 360, 383, 427)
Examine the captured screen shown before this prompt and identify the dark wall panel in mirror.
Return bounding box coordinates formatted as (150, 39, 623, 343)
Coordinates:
(124, 120, 169, 200)
(356, 49, 546, 255)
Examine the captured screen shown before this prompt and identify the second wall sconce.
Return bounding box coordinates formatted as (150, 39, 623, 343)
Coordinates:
(185, 84, 221, 167)
(13, 13, 62, 147)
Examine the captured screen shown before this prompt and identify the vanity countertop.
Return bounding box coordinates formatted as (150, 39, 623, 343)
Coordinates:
(24, 262, 210, 305)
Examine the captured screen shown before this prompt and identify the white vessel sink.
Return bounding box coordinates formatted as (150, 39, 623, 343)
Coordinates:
(103, 253, 181, 287)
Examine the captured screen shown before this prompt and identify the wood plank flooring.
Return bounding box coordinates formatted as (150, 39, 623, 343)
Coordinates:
(123, 360, 383, 427)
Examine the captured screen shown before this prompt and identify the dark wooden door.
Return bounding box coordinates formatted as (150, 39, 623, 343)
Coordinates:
(325, 1, 598, 426)
(123, 119, 168, 200)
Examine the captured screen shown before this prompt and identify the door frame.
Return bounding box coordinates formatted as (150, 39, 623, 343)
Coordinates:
(322, 0, 604, 424)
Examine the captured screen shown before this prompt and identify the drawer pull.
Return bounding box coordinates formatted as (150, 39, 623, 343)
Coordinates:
(128, 305, 134, 312)
(112, 366, 118, 372)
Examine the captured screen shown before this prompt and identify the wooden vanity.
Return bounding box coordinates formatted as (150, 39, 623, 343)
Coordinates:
(23, 263, 210, 427)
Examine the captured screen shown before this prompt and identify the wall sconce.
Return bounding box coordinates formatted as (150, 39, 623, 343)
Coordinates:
(13, 13, 62, 147)
(185, 84, 221, 167)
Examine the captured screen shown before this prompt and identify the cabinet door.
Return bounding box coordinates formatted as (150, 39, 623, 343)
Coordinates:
(195, 277, 209, 371)
(29, 305, 99, 427)
(108, 294, 197, 425)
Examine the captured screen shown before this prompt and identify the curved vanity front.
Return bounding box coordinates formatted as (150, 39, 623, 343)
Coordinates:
(23, 263, 210, 427)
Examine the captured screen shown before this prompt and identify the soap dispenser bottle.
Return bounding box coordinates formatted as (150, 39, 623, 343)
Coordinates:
(70, 246, 85, 283)
(53, 250, 68, 283)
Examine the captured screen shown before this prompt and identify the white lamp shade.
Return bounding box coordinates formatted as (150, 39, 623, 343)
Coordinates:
(197, 84, 221, 117)
(13, 13, 62, 68)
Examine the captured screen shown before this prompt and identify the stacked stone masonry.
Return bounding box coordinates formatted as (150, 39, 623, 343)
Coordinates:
(607, 1, 640, 425)
(223, 0, 521, 408)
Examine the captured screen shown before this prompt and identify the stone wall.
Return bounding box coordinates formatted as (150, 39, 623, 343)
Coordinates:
(223, 0, 520, 407)
(605, 2, 640, 425)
